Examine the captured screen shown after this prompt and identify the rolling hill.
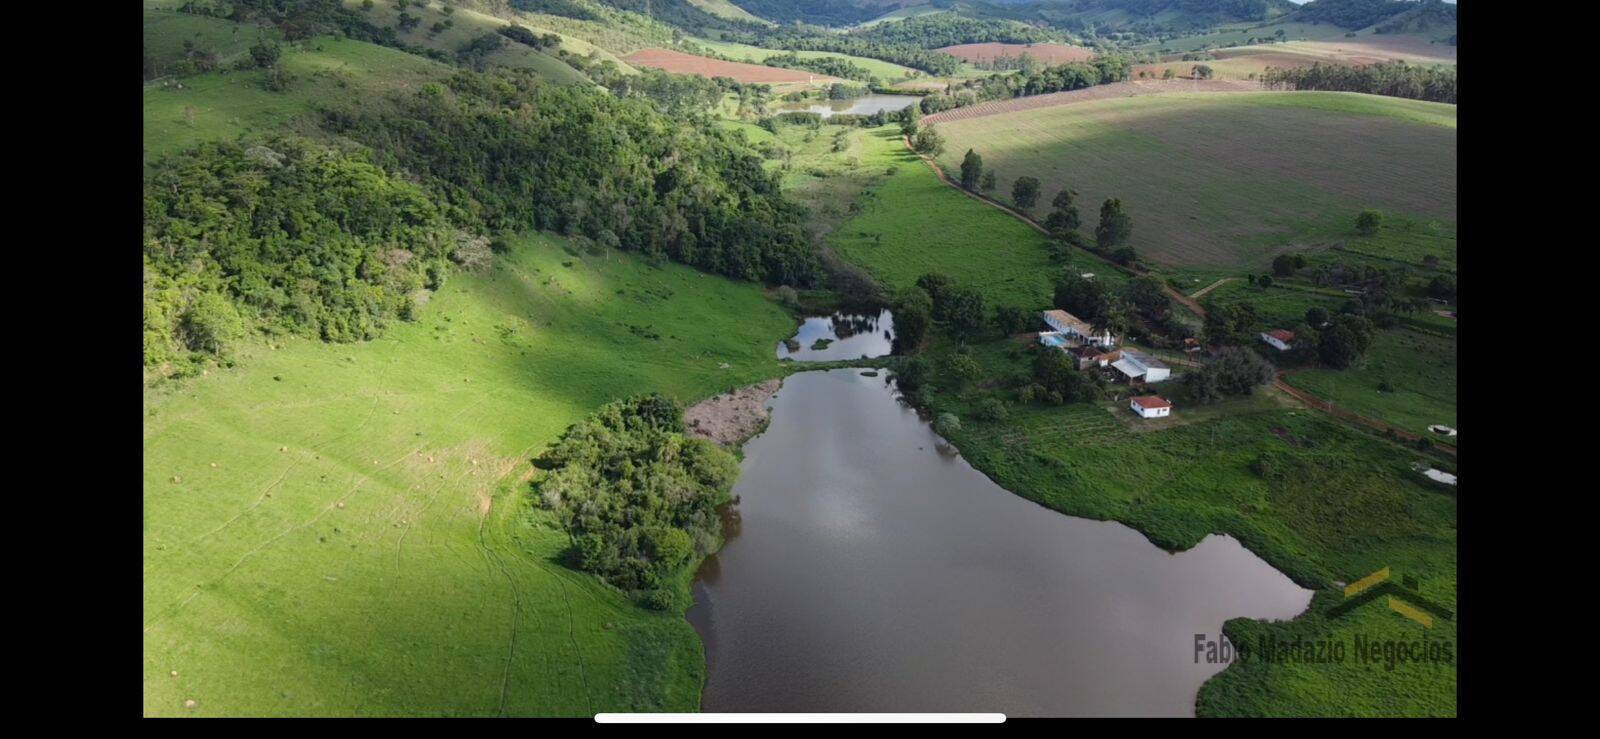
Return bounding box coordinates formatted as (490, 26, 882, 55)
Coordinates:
(928, 90, 1456, 269)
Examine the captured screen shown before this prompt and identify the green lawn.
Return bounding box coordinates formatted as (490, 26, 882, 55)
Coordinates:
(829, 126, 1117, 308)
(930, 92, 1456, 270)
(143, 232, 796, 716)
(1201, 280, 1348, 333)
(1284, 328, 1457, 437)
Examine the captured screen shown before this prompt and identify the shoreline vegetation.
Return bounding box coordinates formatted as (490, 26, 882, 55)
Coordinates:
(144, 0, 1455, 718)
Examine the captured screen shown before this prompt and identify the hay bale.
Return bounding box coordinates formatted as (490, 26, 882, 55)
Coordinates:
(184, 699, 197, 709)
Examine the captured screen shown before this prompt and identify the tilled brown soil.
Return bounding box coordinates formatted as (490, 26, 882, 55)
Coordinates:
(622, 48, 834, 85)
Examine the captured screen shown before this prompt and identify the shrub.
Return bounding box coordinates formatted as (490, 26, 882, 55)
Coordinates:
(1355, 209, 1383, 236)
(535, 395, 738, 593)
(179, 293, 245, 356)
(934, 413, 962, 435)
(976, 397, 1008, 422)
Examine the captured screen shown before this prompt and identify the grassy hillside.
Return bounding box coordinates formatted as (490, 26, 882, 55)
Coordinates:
(930, 91, 1456, 270)
(143, 35, 453, 162)
(685, 0, 772, 25)
(144, 231, 796, 716)
(689, 35, 922, 83)
(1284, 328, 1456, 436)
(828, 126, 1108, 308)
(337, 0, 592, 82)
(854, 5, 948, 28)
(144, 7, 282, 75)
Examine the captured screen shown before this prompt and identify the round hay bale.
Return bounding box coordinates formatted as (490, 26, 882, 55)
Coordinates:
(210, 463, 217, 468)
(170, 670, 178, 678)
(171, 476, 181, 484)
(184, 699, 197, 709)
(279, 446, 288, 452)
(336, 502, 345, 509)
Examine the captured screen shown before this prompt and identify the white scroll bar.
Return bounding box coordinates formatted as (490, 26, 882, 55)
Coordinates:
(596, 713, 1006, 723)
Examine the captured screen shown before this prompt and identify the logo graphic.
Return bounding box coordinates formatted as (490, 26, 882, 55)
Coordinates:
(1329, 567, 1453, 628)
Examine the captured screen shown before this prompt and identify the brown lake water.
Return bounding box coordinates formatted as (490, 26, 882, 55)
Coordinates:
(775, 310, 894, 362)
(686, 369, 1313, 716)
(781, 94, 923, 119)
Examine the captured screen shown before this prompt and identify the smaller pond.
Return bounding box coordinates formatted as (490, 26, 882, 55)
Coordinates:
(781, 94, 922, 119)
(777, 309, 894, 362)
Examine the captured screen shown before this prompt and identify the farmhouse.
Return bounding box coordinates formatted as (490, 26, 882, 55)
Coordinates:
(1260, 329, 1295, 352)
(1040, 309, 1115, 348)
(1069, 346, 1121, 370)
(1129, 395, 1172, 419)
(1111, 349, 1171, 383)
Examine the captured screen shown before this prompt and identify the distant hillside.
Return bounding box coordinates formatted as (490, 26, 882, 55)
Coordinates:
(735, 0, 927, 27)
(685, 0, 773, 24)
(1294, 0, 1455, 31)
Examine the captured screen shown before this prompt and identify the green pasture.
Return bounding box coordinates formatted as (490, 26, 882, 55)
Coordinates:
(144, 232, 795, 715)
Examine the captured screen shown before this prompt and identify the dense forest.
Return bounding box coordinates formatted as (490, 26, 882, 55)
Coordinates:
(1293, 0, 1452, 30)
(729, 26, 967, 75)
(1260, 60, 1456, 103)
(145, 61, 820, 371)
(917, 54, 1131, 113)
(535, 394, 741, 609)
(143, 140, 458, 367)
(760, 51, 879, 82)
(847, 12, 1063, 47)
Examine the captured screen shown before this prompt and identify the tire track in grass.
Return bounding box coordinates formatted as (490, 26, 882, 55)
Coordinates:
(147, 394, 386, 575)
(477, 515, 525, 717)
(143, 445, 419, 634)
(473, 438, 545, 716)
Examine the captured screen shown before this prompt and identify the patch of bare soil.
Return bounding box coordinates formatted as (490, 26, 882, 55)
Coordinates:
(622, 48, 833, 85)
(684, 379, 782, 447)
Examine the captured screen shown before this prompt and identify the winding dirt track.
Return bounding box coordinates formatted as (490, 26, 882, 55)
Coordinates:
(899, 134, 1456, 457)
(920, 79, 1261, 125)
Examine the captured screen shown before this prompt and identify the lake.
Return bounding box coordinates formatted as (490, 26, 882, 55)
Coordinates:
(687, 369, 1313, 716)
(776, 310, 894, 361)
(782, 94, 923, 119)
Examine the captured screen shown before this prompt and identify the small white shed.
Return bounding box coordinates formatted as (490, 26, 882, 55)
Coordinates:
(1129, 396, 1172, 419)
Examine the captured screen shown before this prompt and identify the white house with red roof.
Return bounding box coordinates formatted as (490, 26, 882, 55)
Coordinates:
(1129, 395, 1171, 419)
(1260, 329, 1295, 352)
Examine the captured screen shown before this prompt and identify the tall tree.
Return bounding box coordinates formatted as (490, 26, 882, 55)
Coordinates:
(960, 149, 984, 191)
(899, 103, 921, 138)
(913, 127, 945, 158)
(1096, 197, 1132, 250)
(1012, 176, 1041, 211)
(1044, 188, 1080, 234)
(891, 287, 933, 355)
